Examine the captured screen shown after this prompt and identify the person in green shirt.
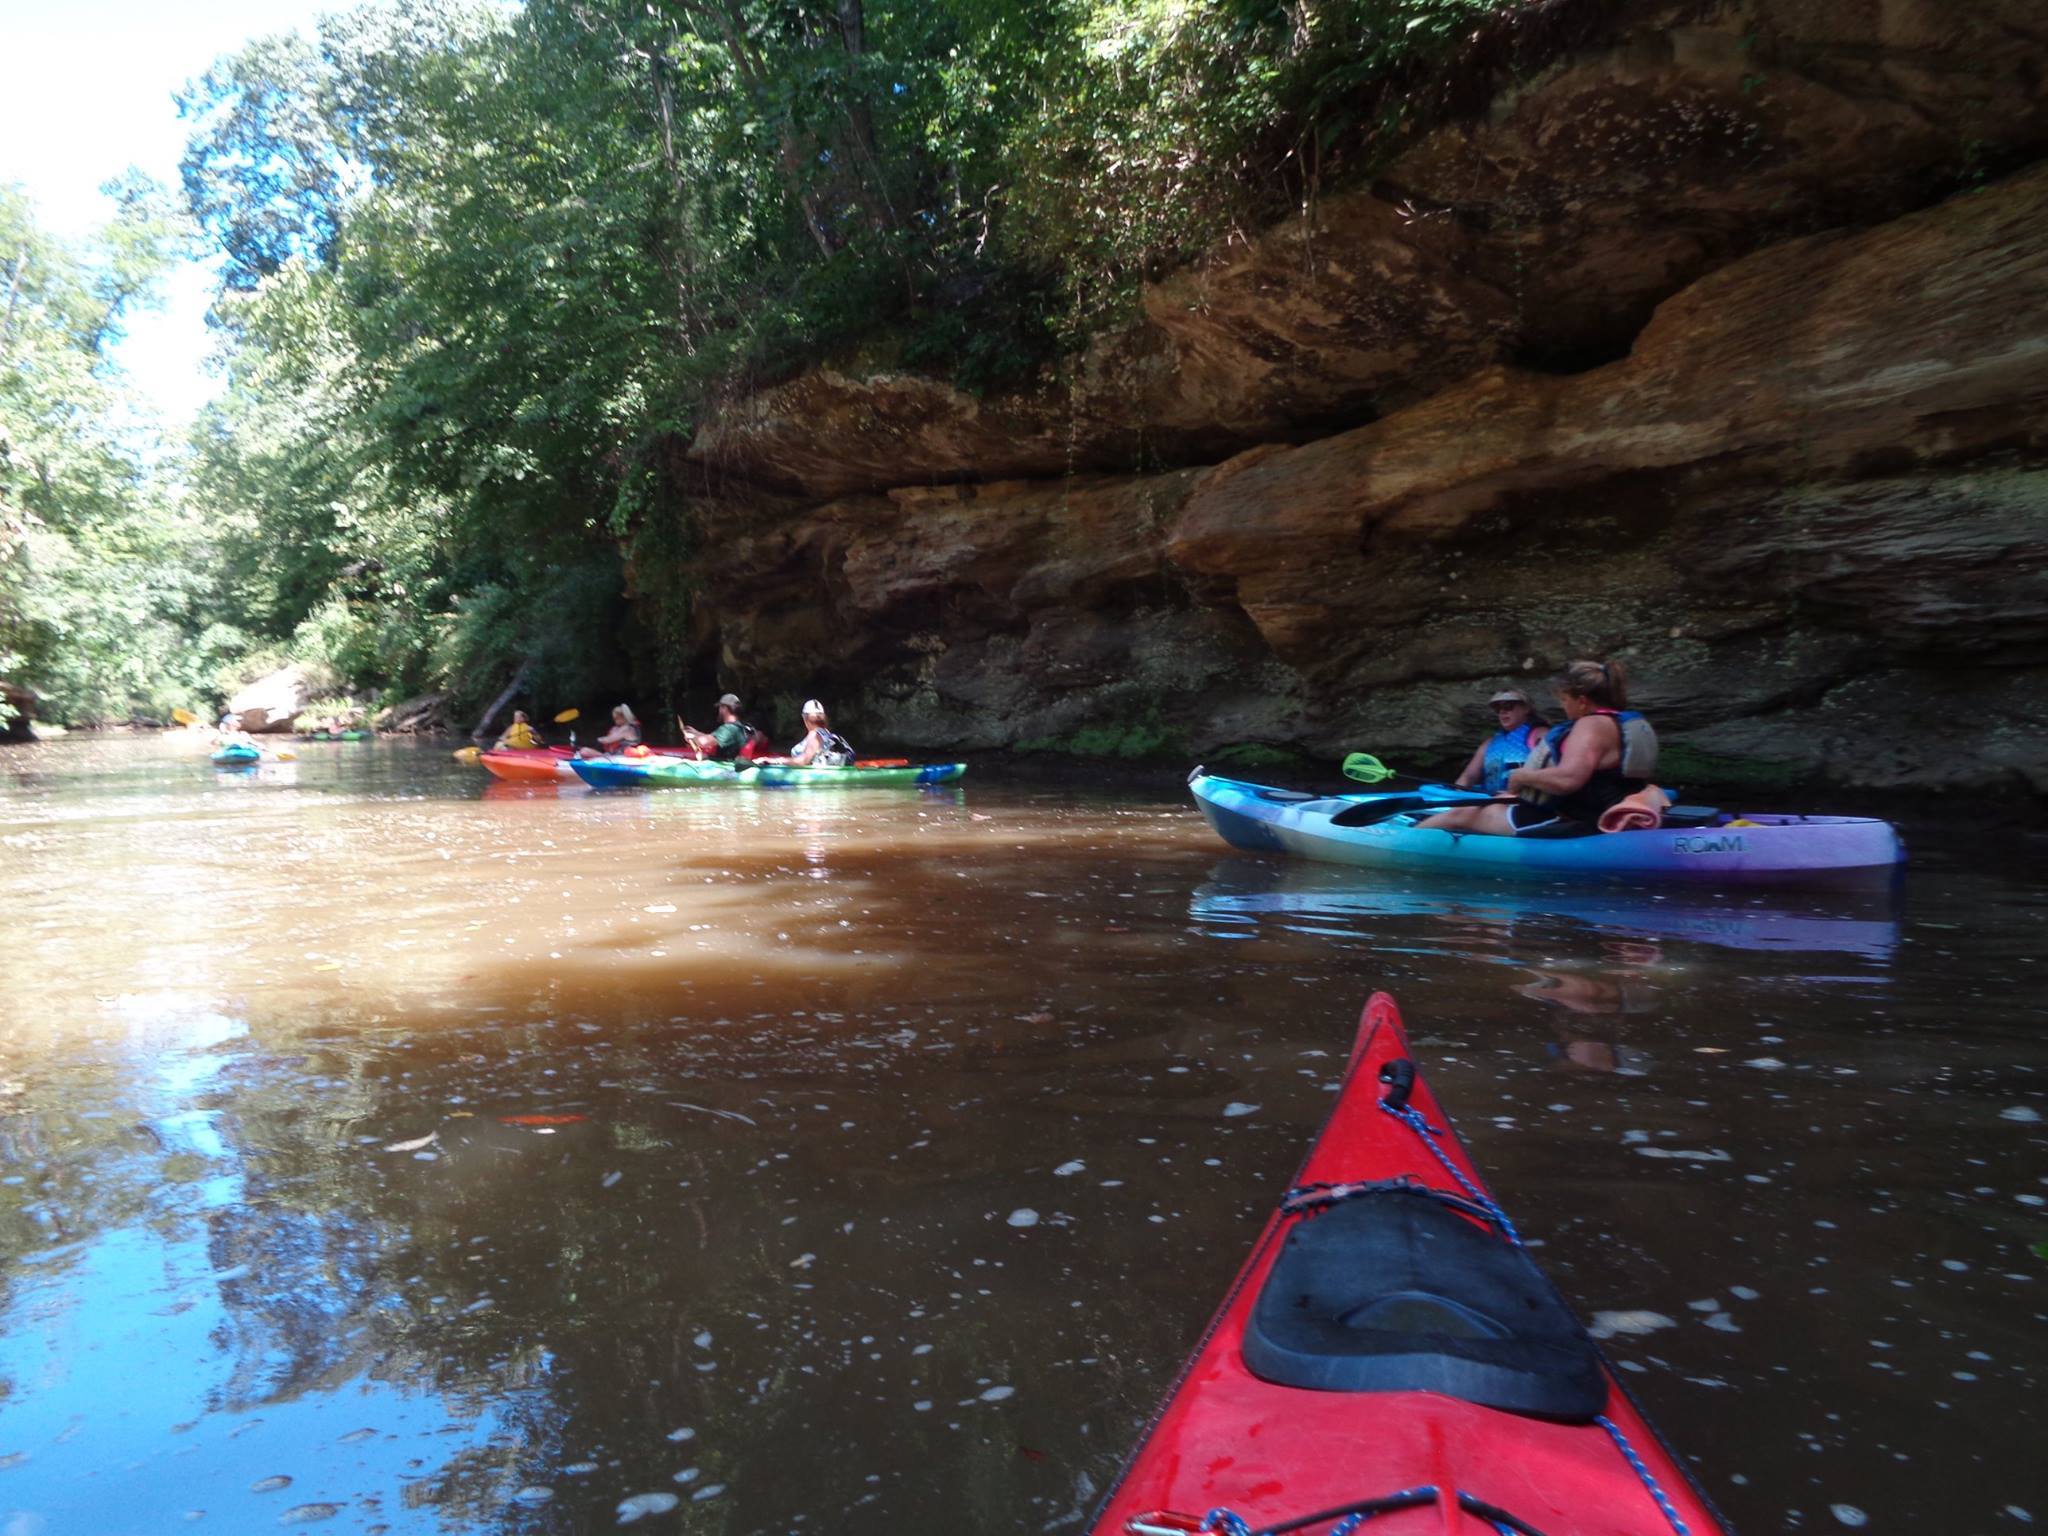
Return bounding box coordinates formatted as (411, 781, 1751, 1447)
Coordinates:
(682, 693, 754, 760)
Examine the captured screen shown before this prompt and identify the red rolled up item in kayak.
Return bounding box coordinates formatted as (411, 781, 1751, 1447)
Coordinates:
(1598, 784, 1671, 833)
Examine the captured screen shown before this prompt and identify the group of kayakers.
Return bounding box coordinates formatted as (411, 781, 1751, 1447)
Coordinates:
(487, 663, 1652, 827)
(494, 693, 857, 767)
(1428, 658, 1659, 837)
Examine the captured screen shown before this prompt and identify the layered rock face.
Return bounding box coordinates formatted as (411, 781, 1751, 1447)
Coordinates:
(674, 0, 2048, 796)
(226, 666, 315, 734)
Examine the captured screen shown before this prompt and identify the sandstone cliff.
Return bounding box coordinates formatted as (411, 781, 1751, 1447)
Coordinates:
(672, 0, 2048, 796)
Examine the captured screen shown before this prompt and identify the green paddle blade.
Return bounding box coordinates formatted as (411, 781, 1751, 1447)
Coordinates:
(1341, 752, 1396, 784)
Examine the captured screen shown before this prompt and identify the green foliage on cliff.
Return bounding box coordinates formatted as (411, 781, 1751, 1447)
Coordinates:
(10, 0, 1515, 722)
(1003, 0, 1509, 329)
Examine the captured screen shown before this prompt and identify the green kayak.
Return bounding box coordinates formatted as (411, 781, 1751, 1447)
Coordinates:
(571, 758, 966, 789)
(756, 761, 965, 788)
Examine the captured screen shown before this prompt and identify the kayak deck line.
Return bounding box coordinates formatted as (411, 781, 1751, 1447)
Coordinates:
(1088, 993, 1729, 1536)
(1163, 1422, 1695, 1535)
(1135, 1484, 1568, 1535)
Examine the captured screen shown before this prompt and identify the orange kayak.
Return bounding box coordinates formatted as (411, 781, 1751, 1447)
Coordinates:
(478, 747, 578, 783)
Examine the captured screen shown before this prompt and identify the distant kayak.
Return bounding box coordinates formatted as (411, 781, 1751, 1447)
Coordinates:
(476, 746, 700, 783)
(478, 746, 579, 783)
(571, 757, 966, 789)
(1191, 769, 1904, 887)
(209, 744, 262, 764)
(1089, 991, 1729, 1536)
(755, 761, 965, 788)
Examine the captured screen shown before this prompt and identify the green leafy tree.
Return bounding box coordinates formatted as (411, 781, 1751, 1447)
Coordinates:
(0, 180, 222, 725)
(167, 0, 1517, 725)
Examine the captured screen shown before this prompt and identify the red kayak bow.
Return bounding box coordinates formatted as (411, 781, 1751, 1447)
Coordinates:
(1090, 993, 1728, 1536)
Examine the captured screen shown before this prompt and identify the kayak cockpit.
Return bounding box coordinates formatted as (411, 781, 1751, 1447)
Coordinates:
(1243, 1182, 1607, 1418)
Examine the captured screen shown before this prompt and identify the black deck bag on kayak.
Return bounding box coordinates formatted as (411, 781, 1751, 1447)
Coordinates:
(1242, 1186, 1607, 1420)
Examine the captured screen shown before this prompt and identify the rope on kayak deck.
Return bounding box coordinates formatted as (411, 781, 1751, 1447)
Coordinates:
(1280, 1177, 1500, 1231)
(1196, 1486, 1541, 1535)
(1375, 1100, 1525, 1248)
(1595, 1414, 1693, 1536)
(1368, 1064, 1692, 1536)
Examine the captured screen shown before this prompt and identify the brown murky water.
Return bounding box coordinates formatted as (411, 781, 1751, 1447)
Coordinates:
(0, 735, 2041, 1535)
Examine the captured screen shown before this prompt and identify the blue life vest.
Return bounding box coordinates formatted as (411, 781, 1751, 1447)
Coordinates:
(1532, 708, 1657, 778)
(1524, 708, 1659, 820)
(1479, 722, 1537, 793)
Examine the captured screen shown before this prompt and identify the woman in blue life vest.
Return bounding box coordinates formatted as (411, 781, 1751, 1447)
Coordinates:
(1452, 687, 1546, 794)
(1419, 659, 1658, 837)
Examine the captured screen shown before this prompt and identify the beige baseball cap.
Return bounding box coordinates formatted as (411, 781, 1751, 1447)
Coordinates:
(1487, 688, 1532, 707)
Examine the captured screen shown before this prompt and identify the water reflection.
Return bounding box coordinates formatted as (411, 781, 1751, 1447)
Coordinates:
(1189, 856, 1901, 964)
(1515, 956, 1664, 1074)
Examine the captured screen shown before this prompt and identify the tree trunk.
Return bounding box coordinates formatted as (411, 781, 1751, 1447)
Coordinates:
(665, 0, 839, 258)
(780, 133, 838, 258)
(0, 248, 28, 362)
(471, 661, 531, 743)
(645, 35, 703, 350)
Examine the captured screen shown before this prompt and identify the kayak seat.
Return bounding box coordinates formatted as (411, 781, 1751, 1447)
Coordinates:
(1328, 801, 1407, 828)
(1663, 804, 1720, 828)
(1251, 787, 1319, 805)
(1521, 805, 1722, 835)
(1511, 818, 1601, 840)
(1242, 1190, 1607, 1420)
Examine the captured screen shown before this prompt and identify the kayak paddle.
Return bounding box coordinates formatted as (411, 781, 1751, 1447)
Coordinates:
(553, 708, 580, 723)
(1340, 751, 1400, 784)
(1341, 752, 1491, 799)
(171, 707, 200, 727)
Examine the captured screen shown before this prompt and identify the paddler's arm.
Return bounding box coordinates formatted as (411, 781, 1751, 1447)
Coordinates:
(1506, 716, 1614, 797)
(1452, 739, 1488, 789)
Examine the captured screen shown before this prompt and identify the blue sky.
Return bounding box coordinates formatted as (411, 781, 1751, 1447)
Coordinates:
(0, 0, 349, 431)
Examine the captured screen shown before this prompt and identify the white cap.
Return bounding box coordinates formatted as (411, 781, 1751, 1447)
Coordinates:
(801, 699, 826, 716)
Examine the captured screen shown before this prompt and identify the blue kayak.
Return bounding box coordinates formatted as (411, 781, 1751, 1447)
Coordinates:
(1190, 770, 1904, 888)
(210, 743, 261, 764)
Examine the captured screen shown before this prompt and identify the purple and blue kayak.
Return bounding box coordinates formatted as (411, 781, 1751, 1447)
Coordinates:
(1190, 770, 1905, 888)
